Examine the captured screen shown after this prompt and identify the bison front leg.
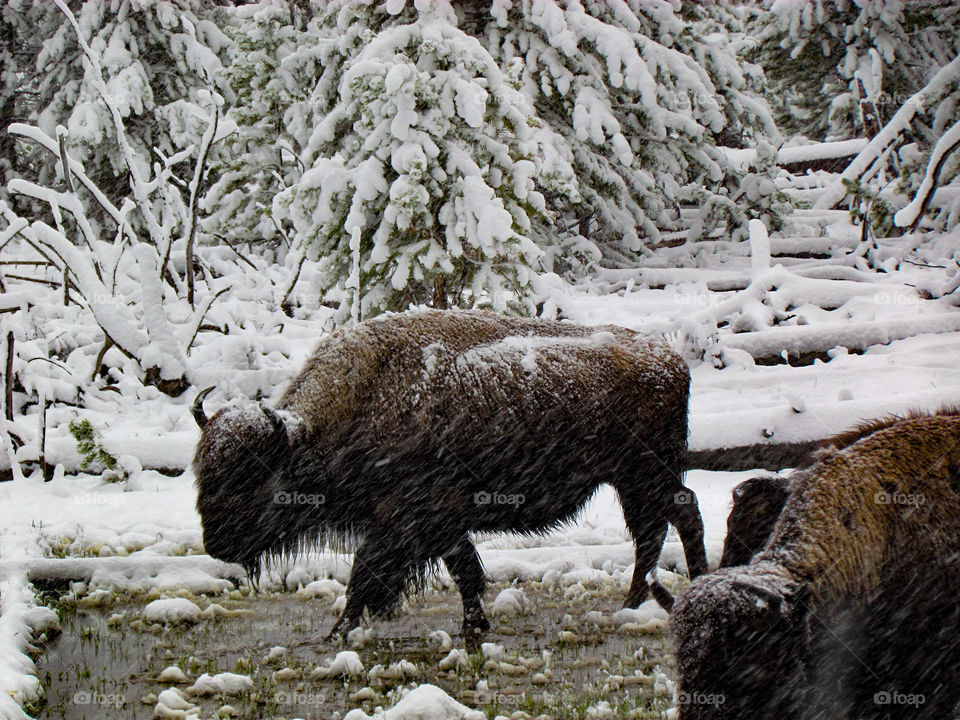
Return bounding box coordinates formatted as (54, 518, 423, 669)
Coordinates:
(327, 533, 414, 640)
(441, 534, 490, 638)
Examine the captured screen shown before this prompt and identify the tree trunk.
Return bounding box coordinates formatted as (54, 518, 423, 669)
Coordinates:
(432, 274, 448, 309)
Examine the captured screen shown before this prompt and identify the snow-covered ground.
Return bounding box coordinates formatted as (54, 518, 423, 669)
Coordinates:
(0, 460, 746, 718)
(3, 212, 960, 718)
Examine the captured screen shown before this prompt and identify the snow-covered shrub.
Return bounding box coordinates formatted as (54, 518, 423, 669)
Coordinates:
(3, 2, 237, 395)
(68, 418, 117, 473)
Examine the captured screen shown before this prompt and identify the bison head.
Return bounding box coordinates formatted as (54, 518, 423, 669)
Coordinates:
(670, 564, 807, 719)
(719, 474, 792, 568)
(192, 389, 291, 575)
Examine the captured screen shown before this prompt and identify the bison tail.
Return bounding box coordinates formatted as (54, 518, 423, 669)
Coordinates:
(647, 568, 675, 612)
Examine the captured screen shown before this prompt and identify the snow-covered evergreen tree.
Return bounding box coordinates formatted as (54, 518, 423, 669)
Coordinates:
(274, 1, 579, 321)
(477, 0, 783, 258)
(754, 1, 960, 231)
(752, 0, 959, 142)
(265, 0, 784, 323)
(0, 0, 64, 211)
(201, 3, 315, 247)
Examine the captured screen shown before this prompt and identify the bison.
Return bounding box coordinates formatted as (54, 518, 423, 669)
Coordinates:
(716, 410, 947, 571)
(192, 309, 708, 638)
(669, 409, 960, 720)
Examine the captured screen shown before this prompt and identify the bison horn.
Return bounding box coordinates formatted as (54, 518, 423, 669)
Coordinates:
(192, 387, 215, 429)
(261, 405, 286, 435)
(733, 579, 785, 631)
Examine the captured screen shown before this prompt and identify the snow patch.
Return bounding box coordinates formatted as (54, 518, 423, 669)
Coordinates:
(143, 598, 202, 624)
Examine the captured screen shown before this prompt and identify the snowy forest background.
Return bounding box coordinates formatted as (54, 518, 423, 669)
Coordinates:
(2, 1, 960, 718)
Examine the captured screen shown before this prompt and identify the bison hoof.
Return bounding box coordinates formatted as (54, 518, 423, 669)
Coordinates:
(463, 611, 490, 639)
(324, 615, 359, 642)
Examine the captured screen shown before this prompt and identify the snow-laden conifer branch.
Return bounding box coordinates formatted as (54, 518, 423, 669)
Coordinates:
(894, 119, 960, 230)
(816, 54, 960, 211)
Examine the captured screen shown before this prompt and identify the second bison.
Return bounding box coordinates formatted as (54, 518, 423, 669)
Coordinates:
(193, 309, 707, 637)
(670, 409, 960, 719)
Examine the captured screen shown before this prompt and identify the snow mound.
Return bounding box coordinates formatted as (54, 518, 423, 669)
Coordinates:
(298, 578, 346, 600)
(428, 629, 453, 652)
(154, 687, 199, 718)
(611, 600, 669, 632)
(490, 587, 528, 615)
(311, 650, 365, 679)
(143, 598, 202, 623)
(343, 684, 484, 720)
(368, 660, 419, 682)
(439, 649, 470, 671)
(187, 672, 253, 696)
(157, 666, 189, 683)
(480, 642, 504, 661)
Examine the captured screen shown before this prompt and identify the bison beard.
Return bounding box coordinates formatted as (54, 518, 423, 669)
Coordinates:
(192, 309, 707, 638)
(669, 408, 960, 720)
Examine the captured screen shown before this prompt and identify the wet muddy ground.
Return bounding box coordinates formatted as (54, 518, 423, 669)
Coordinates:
(34, 580, 678, 719)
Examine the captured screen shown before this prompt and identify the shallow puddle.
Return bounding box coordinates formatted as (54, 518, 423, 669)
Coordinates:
(35, 581, 676, 719)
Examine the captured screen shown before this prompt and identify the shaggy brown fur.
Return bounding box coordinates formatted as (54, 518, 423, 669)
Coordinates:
(194, 308, 707, 638)
(767, 409, 960, 602)
(670, 409, 960, 720)
(717, 406, 960, 571)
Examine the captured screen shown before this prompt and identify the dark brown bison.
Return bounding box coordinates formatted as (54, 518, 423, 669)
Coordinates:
(192, 309, 707, 637)
(669, 409, 960, 720)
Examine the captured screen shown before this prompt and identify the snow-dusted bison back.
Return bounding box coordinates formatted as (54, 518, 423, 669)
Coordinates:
(194, 309, 706, 637)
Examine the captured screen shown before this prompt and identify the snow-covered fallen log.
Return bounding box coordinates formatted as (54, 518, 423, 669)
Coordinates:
(0, 555, 239, 592)
(721, 314, 960, 360)
(721, 139, 868, 172)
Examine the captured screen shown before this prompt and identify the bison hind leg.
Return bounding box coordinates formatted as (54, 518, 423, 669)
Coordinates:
(666, 486, 708, 578)
(619, 508, 668, 608)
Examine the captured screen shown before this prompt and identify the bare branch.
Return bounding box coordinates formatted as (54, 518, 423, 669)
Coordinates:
(185, 104, 219, 307)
